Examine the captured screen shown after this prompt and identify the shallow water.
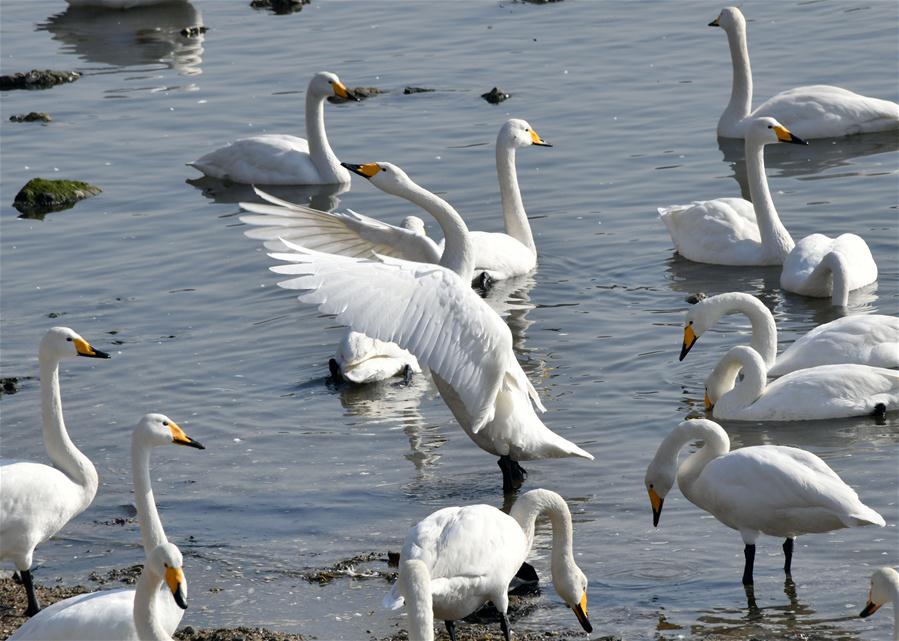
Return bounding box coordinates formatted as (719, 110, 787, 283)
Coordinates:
(1, 1, 897, 639)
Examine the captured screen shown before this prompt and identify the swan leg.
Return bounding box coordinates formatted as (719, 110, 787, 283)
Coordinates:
(497, 456, 527, 493)
(872, 402, 887, 422)
(742, 544, 756, 585)
(402, 364, 413, 386)
(783, 537, 794, 575)
(21, 569, 41, 616)
(499, 612, 512, 641)
(444, 620, 457, 641)
(472, 271, 494, 294)
(328, 358, 344, 383)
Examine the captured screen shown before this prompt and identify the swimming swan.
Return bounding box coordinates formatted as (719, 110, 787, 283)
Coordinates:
(859, 567, 899, 641)
(645, 418, 885, 584)
(8, 414, 204, 640)
(679, 292, 899, 376)
(189, 71, 358, 185)
(780, 232, 878, 307)
(0, 327, 109, 616)
(704, 345, 899, 421)
(11, 542, 188, 641)
(385, 489, 592, 640)
(710, 6, 899, 139)
(266, 162, 593, 491)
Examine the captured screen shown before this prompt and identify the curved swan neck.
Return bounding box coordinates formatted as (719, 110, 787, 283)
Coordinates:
(715, 347, 768, 411)
(400, 182, 475, 281)
(704, 294, 777, 367)
(510, 490, 575, 574)
(496, 139, 535, 254)
(721, 18, 753, 131)
(745, 141, 795, 260)
(660, 421, 730, 494)
(399, 561, 434, 641)
(133, 569, 170, 641)
(131, 439, 167, 559)
(304, 91, 344, 183)
(821, 253, 850, 307)
(38, 353, 97, 497)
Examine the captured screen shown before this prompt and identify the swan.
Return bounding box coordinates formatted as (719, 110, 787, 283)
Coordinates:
(644, 418, 885, 585)
(189, 71, 358, 185)
(860, 567, 899, 641)
(679, 292, 899, 376)
(11, 542, 188, 641)
(780, 232, 878, 307)
(710, 6, 899, 138)
(240, 118, 551, 283)
(658, 117, 806, 266)
(0, 327, 109, 616)
(265, 161, 593, 491)
(8, 413, 204, 640)
(385, 489, 592, 640)
(703, 345, 899, 421)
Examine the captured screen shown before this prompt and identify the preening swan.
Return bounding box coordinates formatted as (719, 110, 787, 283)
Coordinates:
(710, 6, 899, 138)
(0, 327, 109, 616)
(859, 567, 899, 641)
(679, 292, 899, 376)
(8, 414, 204, 640)
(189, 71, 358, 185)
(645, 419, 885, 585)
(265, 161, 592, 491)
(331, 328, 422, 384)
(386, 489, 592, 640)
(11, 542, 188, 641)
(659, 118, 806, 266)
(780, 232, 878, 307)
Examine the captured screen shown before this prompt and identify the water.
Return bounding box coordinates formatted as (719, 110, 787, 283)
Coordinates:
(1, 1, 897, 639)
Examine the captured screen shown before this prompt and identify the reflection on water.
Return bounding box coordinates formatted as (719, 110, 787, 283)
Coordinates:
(187, 176, 348, 212)
(41, 2, 204, 78)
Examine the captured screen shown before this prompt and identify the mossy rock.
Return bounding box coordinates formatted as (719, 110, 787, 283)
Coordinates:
(9, 112, 52, 123)
(0, 69, 80, 91)
(328, 86, 383, 104)
(13, 178, 101, 218)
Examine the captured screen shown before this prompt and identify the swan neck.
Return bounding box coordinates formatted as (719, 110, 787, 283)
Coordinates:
(496, 141, 535, 254)
(401, 182, 475, 281)
(510, 490, 575, 578)
(133, 567, 169, 641)
(722, 20, 753, 129)
(822, 253, 850, 307)
(746, 142, 794, 260)
(399, 562, 434, 641)
(132, 439, 167, 558)
(665, 422, 730, 495)
(707, 294, 777, 367)
(717, 348, 767, 411)
(305, 91, 343, 183)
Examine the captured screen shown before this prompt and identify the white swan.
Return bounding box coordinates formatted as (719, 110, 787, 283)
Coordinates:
(189, 71, 357, 185)
(659, 117, 806, 266)
(266, 161, 593, 491)
(0, 327, 109, 616)
(860, 567, 899, 641)
(240, 118, 551, 282)
(679, 292, 899, 376)
(8, 414, 204, 640)
(704, 345, 899, 421)
(710, 6, 899, 138)
(644, 418, 885, 584)
(385, 489, 592, 640)
(11, 542, 188, 641)
(780, 232, 878, 307)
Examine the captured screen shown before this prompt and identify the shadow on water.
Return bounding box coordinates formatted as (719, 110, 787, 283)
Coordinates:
(40, 2, 205, 77)
(186, 176, 348, 212)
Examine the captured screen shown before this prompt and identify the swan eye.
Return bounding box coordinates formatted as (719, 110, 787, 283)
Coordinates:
(649, 483, 654, 488)
(162, 421, 169, 426)
(767, 125, 773, 129)
(66, 337, 73, 342)
(688, 320, 693, 325)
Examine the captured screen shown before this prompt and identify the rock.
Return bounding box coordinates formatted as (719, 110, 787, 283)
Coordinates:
(0, 69, 80, 91)
(249, 0, 309, 15)
(481, 87, 510, 104)
(403, 86, 435, 95)
(328, 86, 382, 104)
(180, 25, 208, 37)
(1, 378, 19, 396)
(9, 112, 51, 123)
(685, 292, 707, 305)
(13, 178, 102, 218)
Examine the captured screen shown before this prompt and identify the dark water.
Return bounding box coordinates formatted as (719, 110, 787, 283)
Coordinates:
(1, 1, 897, 639)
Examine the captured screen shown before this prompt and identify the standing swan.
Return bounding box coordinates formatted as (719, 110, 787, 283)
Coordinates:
(10, 542, 189, 641)
(385, 489, 592, 640)
(678, 292, 899, 376)
(859, 567, 899, 641)
(710, 6, 899, 138)
(265, 162, 593, 491)
(188, 71, 358, 185)
(0, 327, 109, 616)
(8, 414, 204, 640)
(644, 419, 885, 585)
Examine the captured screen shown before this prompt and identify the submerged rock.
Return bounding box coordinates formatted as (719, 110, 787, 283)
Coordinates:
(328, 86, 383, 104)
(9, 112, 52, 123)
(1, 378, 20, 396)
(0, 69, 80, 91)
(403, 86, 435, 95)
(249, 0, 309, 15)
(481, 87, 510, 104)
(13, 178, 102, 218)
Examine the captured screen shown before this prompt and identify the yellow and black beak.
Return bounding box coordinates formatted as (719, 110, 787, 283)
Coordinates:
(168, 422, 205, 450)
(773, 125, 807, 146)
(679, 325, 697, 361)
(859, 600, 881, 618)
(74, 337, 110, 359)
(530, 128, 552, 147)
(332, 81, 359, 102)
(708, 16, 720, 27)
(341, 162, 381, 179)
(166, 566, 188, 610)
(649, 487, 664, 527)
(572, 592, 592, 633)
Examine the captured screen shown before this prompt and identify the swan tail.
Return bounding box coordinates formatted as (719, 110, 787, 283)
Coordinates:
(847, 505, 886, 528)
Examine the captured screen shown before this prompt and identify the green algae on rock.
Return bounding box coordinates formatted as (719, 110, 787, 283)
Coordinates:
(0, 70, 80, 91)
(13, 178, 101, 218)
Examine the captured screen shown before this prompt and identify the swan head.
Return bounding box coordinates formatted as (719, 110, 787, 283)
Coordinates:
(499, 119, 552, 149)
(134, 413, 205, 450)
(747, 117, 808, 146)
(310, 71, 358, 101)
(41, 327, 110, 361)
(340, 162, 419, 198)
(703, 345, 760, 407)
(401, 215, 427, 235)
(148, 542, 188, 610)
(708, 7, 745, 31)
(553, 563, 592, 633)
(644, 462, 674, 528)
(860, 567, 899, 618)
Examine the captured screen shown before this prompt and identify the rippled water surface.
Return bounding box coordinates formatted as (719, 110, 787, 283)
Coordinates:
(1, 1, 897, 639)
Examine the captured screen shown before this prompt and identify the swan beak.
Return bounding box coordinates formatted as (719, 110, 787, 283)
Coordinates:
(168, 422, 205, 450)
(332, 81, 359, 102)
(74, 338, 110, 359)
(341, 162, 381, 179)
(708, 16, 720, 27)
(774, 125, 808, 145)
(530, 129, 552, 147)
(166, 567, 188, 610)
(679, 325, 697, 361)
(649, 487, 664, 527)
(572, 592, 592, 633)
(704, 390, 713, 411)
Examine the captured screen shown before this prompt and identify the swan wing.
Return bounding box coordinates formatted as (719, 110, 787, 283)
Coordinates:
(8, 589, 136, 641)
(189, 135, 323, 185)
